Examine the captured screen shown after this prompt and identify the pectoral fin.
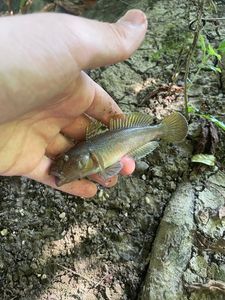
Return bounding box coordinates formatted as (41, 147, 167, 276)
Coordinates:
(99, 161, 122, 180)
(128, 141, 159, 160)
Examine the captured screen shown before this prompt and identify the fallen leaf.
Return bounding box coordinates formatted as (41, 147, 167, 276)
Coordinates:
(218, 207, 225, 219)
(191, 154, 216, 166)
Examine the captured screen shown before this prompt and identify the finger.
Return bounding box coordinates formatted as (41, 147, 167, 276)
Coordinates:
(50, 71, 122, 125)
(45, 133, 74, 158)
(24, 156, 97, 198)
(65, 9, 148, 69)
(85, 79, 123, 124)
(120, 156, 136, 175)
(89, 156, 135, 185)
(61, 114, 91, 140)
(90, 174, 118, 187)
(58, 72, 122, 134)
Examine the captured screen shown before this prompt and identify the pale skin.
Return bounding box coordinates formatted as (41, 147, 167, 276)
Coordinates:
(0, 10, 148, 198)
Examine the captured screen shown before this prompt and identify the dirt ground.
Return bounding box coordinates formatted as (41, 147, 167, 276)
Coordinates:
(1, 0, 225, 299)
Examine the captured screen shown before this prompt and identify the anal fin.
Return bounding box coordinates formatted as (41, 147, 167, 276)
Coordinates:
(128, 141, 159, 160)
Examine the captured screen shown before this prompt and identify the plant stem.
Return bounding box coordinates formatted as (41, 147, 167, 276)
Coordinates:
(184, 0, 205, 118)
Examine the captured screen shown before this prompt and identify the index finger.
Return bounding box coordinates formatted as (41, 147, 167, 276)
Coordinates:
(85, 78, 122, 124)
(61, 72, 122, 138)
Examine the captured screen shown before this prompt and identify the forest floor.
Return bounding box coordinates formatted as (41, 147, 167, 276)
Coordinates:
(1, 0, 225, 299)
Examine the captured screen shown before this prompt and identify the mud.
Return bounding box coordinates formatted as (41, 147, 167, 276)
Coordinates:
(0, 0, 225, 299)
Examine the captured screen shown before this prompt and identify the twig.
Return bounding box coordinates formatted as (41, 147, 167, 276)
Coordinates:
(184, 0, 205, 118)
(57, 263, 97, 285)
(187, 280, 225, 294)
(90, 266, 108, 290)
(203, 17, 225, 21)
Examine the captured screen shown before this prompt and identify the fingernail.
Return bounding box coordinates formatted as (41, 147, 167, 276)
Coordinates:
(118, 9, 147, 27)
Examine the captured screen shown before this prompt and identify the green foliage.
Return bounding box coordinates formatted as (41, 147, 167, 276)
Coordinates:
(184, 34, 223, 117)
(19, 0, 46, 13)
(19, 0, 27, 9)
(184, 33, 224, 117)
(188, 105, 225, 131)
(151, 51, 162, 62)
(191, 154, 216, 166)
(218, 40, 225, 53)
(198, 34, 221, 73)
(200, 115, 225, 131)
(199, 35, 206, 52)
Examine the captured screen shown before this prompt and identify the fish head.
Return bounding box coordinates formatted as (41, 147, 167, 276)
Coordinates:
(50, 151, 96, 187)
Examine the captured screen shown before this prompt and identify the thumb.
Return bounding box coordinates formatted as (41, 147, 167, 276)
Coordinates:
(66, 9, 148, 69)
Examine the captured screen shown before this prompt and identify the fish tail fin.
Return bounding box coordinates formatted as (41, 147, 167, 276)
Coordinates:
(161, 112, 188, 143)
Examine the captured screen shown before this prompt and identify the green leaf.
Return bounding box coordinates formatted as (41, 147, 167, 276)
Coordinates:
(191, 154, 216, 166)
(207, 44, 221, 60)
(215, 67, 222, 73)
(207, 44, 216, 55)
(200, 114, 225, 131)
(188, 107, 225, 132)
(20, 0, 27, 8)
(208, 65, 221, 73)
(199, 35, 206, 51)
(218, 40, 225, 53)
(187, 105, 196, 113)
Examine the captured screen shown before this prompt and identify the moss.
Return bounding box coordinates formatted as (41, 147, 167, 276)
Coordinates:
(189, 255, 209, 278)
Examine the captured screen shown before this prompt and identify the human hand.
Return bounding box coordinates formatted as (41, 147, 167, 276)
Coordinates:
(0, 10, 147, 197)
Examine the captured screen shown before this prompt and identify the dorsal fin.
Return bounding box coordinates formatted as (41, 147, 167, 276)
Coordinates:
(86, 120, 108, 140)
(109, 113, 153, 130)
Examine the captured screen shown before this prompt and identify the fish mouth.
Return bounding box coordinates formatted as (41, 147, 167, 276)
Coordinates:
(55, 177, 64, 187)
(49, 170, 65, 187)
(51, 171, 81, 187)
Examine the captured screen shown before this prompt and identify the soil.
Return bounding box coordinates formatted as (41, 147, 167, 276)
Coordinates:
(1, 0, 225, 300)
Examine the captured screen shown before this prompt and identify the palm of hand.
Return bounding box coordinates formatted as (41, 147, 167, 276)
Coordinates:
(0, 86, 121, 197)
(0, 109, 66, 176)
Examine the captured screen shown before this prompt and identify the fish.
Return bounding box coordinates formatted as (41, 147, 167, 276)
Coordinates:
(49, 112, 188, 187)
